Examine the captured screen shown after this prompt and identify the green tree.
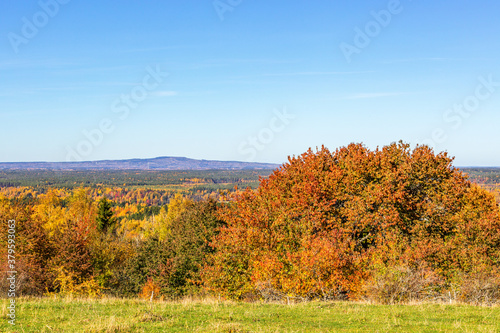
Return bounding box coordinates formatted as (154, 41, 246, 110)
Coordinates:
(112, 199, 223, 298)
(163, 199, 223, 297)
(96, 197, 114, 232)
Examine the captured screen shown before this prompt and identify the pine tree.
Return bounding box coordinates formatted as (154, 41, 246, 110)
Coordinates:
(97, 197, 114, 232)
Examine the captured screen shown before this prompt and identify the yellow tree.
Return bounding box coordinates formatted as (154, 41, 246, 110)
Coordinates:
(157, 193, 192, 242)
(31, 189, 67, 236)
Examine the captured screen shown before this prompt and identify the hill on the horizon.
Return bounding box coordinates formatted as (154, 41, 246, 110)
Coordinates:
(0, 156, 280, 171)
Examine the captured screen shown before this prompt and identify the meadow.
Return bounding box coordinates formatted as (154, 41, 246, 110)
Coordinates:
(1, 297, 500, 332)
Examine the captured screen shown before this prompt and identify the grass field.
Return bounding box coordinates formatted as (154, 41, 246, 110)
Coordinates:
(1, 297, 499, 332)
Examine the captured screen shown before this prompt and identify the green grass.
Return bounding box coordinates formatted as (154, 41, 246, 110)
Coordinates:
(1, 297, 499, 332)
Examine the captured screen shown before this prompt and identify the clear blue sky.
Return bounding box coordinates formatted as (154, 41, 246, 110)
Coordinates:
(1, 0, 499, 166)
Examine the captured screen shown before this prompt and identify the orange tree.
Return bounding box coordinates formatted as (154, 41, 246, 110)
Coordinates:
(202, 142, 500, 300)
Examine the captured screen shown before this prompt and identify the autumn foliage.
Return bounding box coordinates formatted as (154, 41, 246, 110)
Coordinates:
(202, 142, 500, 301)
(1, 142, 499, 304)
(0, 189, 130, 297)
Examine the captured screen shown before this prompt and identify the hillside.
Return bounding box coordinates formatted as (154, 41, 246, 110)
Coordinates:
(0, 156, 279, 171)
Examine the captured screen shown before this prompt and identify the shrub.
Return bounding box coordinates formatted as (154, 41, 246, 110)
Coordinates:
(111, 237, 169, 297)
(139, 278, 161, 301)
(454, 269, 500, 305)
(361, 263, 442, 304)
(50, 267, 103, 298)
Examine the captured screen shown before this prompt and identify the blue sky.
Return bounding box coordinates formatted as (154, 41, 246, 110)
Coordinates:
(1, 0, 499, 165)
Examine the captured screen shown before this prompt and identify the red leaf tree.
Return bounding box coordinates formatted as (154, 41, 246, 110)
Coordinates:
(203, 142, 500, 300)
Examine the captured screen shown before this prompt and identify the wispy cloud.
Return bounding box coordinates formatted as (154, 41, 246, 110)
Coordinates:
(258, 71, 374, 77)
(178, 58, 300, 71)
(51, 65, 135, 75)
(151, 90, 178, 97)
(203, 58, 300, 65)
(380, 57, 490, 64)
(341, 92, 408, 100)
(385, 57, 449, 63)
(120, 45, 196, 53)
(226, 71, 374, 82)
(0, 81, 143, 95)
(0, 58, 84, 69)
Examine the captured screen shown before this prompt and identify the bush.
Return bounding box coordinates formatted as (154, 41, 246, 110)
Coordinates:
(139, 278, 161, 301)
(454, 270, 500, 305)
(50, 267, 103, 298)
(361, 263, 442, 304)
(110, 237, 169, 297)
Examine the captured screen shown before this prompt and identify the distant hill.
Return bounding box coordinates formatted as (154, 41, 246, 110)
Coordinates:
(0, 156, 280, 171)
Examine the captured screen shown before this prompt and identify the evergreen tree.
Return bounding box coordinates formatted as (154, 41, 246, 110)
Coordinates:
(97, 197, 114, 232)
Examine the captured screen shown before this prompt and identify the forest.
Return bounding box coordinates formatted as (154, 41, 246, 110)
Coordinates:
(1, 142, 500, 305)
